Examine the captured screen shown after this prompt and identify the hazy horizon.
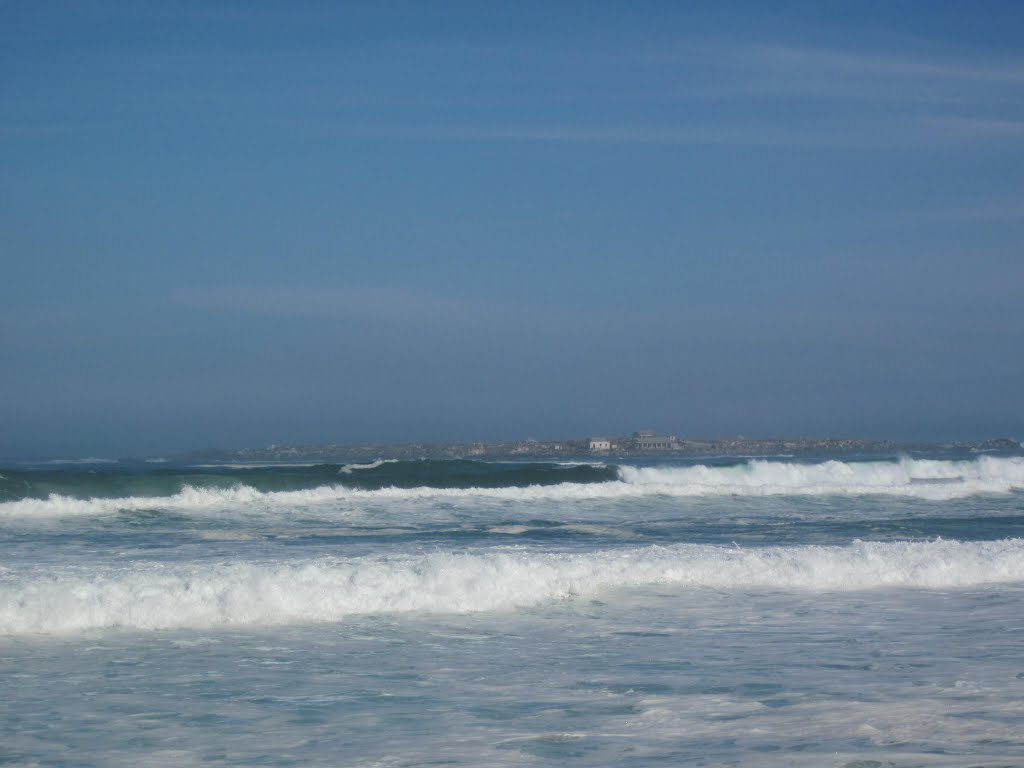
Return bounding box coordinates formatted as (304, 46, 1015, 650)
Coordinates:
(5, 429, 1021, 463)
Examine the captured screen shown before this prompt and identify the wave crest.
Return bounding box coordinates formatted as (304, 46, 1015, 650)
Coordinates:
(617, 455, 1024, 497)
(1, 456, 1022, 519)
(3, 539, 1022, 634)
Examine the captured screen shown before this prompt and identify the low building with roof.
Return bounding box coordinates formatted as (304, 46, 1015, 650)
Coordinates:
(632, 432, 679, 450)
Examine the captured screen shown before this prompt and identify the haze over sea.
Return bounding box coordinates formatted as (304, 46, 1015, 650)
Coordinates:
(4, 1, 1024, 766)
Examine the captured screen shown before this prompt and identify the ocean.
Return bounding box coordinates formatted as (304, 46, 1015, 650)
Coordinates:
(2, 452, 1023, 766)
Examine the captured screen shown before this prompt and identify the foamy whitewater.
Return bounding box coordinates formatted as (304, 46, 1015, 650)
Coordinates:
(2, 452, 1023, 766)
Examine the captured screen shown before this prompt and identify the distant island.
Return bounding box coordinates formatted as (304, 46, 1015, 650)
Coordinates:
(179, 434, 1023, 463)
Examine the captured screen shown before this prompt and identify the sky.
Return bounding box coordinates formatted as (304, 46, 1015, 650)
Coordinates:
(2, 0, 1023, 456)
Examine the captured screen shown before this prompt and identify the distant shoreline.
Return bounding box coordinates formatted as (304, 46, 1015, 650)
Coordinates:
(177, 435, 1023, 464)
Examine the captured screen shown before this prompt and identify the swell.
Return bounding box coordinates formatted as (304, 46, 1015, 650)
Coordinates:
(3, 538, 1022, 634)
(1, 456, 1023, 518)
(0, 459, 617, 504)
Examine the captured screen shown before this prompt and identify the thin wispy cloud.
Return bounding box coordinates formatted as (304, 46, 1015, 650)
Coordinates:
(171, 283, 599, 331)
(930, 116, 1024, 138)
(174, 284, 472, 321)
(374, 39, 1024, 148)
(721, 42, 1024, 84)
(391, 112, 1021, 149)
(919, 198, 1024, 221)
(8, 23, 1022, 153)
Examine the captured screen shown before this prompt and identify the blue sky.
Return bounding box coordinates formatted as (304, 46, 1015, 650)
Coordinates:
(3, 1, 1023, 456)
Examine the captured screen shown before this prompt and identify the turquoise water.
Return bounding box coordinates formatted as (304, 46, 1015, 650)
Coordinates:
(2, 454, 1024, 765)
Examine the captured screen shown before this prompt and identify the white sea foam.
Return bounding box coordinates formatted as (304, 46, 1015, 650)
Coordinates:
(338, 459, 399, 474)
(0, 484, 400, 519)
(615, 455, 1024, 498)
(189, 462, 324, 469)
(488, 524, 532, 535)
(0, 486, 279, 518)
(194, 530, 261, 541)
(2, 538, 1022, 634)
(2, 456, 1022, 519)
(39, 457, 119, 465)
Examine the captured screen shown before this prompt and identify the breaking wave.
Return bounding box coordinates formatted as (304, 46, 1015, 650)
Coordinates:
(615, 455, 1024, 497)
(339, 459, 399, 474)
(3, 538, 1022, 634)
(1, 456, 1022, 519)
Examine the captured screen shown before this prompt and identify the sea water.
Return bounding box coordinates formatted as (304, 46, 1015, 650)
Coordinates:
(2, 453, 1023, 766)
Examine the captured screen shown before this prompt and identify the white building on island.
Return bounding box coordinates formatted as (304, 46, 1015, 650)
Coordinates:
(589, 438, 611, 452)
